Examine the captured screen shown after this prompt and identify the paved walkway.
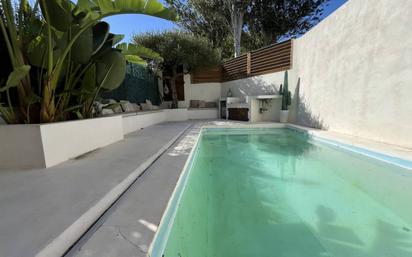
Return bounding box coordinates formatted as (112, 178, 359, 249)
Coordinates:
(0, 122, 191, 257)
(66, 123, 203, 257)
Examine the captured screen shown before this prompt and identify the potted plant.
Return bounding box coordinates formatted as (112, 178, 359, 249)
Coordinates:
(279, 70, 291, 123)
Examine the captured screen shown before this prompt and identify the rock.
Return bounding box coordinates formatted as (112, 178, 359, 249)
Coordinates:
(121, 102, 136, 112)
(159, 102, 171, 109)
(111, 105, 123, 113)
(101, 99, 117, 104)
(101, 109, 114, 115)
(140, 103, 151, 111)
(140, 100, 160, 111)
(131, 103, 141, 111)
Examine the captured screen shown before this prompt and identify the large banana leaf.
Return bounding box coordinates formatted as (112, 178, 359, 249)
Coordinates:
(116, 42, 162, 62)
(39, 0, 72, 31)
(71, 25, 94, 64)
(124, 55, 146, 65)
(96, 49, 126, 90)
(92, 22, 110, 55)
(71, 21, 110, 64)
(0, 65, 31, 92)
(77, 0, 176, 20)
(27, 34, 63, 68)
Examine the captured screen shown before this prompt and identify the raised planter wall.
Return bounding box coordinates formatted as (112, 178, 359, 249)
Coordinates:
(0, 116, 123, 169)
(0, 108, 218, 169)
(0, 125, 46, 169)
(40, 116, 124, 167)
(122, 111, 166, 135)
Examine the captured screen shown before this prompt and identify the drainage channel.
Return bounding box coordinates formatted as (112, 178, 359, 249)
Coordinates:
(57, 124, 193, 257)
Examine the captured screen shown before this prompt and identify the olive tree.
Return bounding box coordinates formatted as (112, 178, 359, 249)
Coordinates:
(134, 31, 221, 108)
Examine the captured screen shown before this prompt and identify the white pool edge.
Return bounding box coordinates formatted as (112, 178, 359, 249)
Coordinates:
(148, 126, 204, 257)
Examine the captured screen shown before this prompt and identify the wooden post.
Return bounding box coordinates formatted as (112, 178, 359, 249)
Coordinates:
(289, 39, 294, 69)
(246, 52, 251, 76)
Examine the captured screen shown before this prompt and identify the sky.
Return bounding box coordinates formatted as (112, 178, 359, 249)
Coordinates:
(26, 0, 347, 43)
(105, 0, 349, 43)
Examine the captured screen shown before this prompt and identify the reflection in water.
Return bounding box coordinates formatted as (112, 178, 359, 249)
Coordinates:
(315, 205, 412, 257)
(369, 220, 412, 257)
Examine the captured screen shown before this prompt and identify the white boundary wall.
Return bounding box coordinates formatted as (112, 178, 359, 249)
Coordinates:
(214, 0, 412, 148)
(289, 0, 412, 148)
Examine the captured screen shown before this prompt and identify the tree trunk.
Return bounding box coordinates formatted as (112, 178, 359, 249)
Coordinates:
(229, 1, 244, 57)
(170, 66, 178, 109)
(40, 80, 56, 122)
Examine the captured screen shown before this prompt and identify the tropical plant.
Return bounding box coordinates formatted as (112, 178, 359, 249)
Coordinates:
(0, 0, 174, 124)
(279, 70, 291, 111)
(134, 31, 220, 108)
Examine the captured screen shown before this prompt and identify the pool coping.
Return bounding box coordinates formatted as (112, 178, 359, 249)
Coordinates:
(147, 122, 412, 257)
(148, 125, 203, 257)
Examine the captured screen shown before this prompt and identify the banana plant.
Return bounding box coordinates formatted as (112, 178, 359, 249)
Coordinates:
(0, 0, 175, 123)
(0, 0, 36, 123)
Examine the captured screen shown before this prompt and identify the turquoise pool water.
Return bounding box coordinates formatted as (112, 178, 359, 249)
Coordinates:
(158, 128, 412, 257)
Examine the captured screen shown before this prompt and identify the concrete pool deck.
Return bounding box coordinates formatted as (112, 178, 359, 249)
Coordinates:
(0, 120, 411, 257)
(0, 122, 192, 257)
(66, 122, 205, 257)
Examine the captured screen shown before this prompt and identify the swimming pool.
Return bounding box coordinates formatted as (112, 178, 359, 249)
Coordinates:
(150, 128, 412, 257)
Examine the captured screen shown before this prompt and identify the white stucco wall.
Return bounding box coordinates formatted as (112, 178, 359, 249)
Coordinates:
(0, 125, 46, 169)
(182, 74, 221, 108)
(288, 0, 412, 147)
(221, 72, 284, 100)
(40, 116, 124, 167)
(0, 116, 124, 169)
(221, 72, 286, 122)
(122, 111, 166, 135)
(211, 0, 412, 147)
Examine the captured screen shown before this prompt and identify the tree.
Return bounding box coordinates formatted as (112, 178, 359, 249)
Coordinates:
(168, 0, 248, 58)
(168, 0, 329, 56)
(167, 0, 233, 58)
(224, 0, 249, 57)
(134, 31, 221, 108)
(247, 0, 329, 47)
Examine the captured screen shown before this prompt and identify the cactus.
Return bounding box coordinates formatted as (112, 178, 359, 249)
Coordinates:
(280, 70, 291, 110)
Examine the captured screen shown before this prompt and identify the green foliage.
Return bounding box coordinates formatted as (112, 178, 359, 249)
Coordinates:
(247, 0, 329, 47)
(134, 31, 220, 107)
(134, 31, 220, 72)
(1, 65, 31, 92)
(116, 42, 163, 65)
(168, 0, 329, 56)
(0, 0, 175, 123)
(280, 70, 291, 111)
(167, 0, 231, 52)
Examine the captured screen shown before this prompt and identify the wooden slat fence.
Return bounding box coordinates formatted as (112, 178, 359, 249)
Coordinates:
(191, 39, 293, 83)
(190, 66, 222, 84)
